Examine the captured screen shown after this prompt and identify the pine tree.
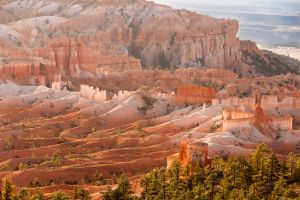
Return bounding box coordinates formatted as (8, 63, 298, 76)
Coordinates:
(287, 152, 297, 177)
(227, 188, 246, 200)
(1, 178, 13, 200)
(80, 189, 90, 200)
(168, 160, 181, 186)
(158, 168, 167, 200)
(52, 152, 62, 167)
(72, 187, 79, 200)
(102, 175, 135, 200)
(117, 174, 134, 199)
(16, 189, 28, 200)
(29, 188, 45, 200)
(49, 191, 70, 200)
(167, 161, 185, 198)
(137, 145, 300, 200)
(250, 144, 270, 172)
(270, 176, 297, 200)
(265, 154, 281, 183)
(102, 187, 113, 200)
(205, 167, 222, 200)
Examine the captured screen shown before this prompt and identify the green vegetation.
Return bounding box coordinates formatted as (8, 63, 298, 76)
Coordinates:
(136, 144, 300, 199)
(103, 144, 300, 200)
(51, 152, 62, 167)
(72, 187, 90, 200)
(2, 144, 300, 200)
(193, 79, 224, 92)
(2, 178, 13, 200)
(49, 191, 70, 200)
(242, 50, 300, 76)
(102, 174, 135, 200)
(0, 180, 89, 200)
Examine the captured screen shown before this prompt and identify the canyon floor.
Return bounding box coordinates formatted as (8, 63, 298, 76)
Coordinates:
(0, 69, 299, 199)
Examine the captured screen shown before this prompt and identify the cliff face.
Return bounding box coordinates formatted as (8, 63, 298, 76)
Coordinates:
(0, 38, 98, 85)
(174, 85, 216, 105)
(130, 8, 242, 70)
(241, 40, 300, 76)
(0, 0, 243, 81)
(35, 38, 97, 75)
(0, 0, 296, 85)
(0, 49, 60, 85)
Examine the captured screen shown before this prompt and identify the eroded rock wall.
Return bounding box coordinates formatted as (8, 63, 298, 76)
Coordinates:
(174, 85, 216, 105)
(261, 95, 300, 110)
(96, 56, 142, 73)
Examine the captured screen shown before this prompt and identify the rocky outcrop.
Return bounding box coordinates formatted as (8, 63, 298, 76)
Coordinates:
(0, 49, 60, 85)
(175, 68, 238, 80)
(80, 84, 134, 102)
(35, 38, 97, 75)
(0, 37, 145, 84)
(241, 40, 300, 76)
(80, 84, 107, 101)
(260, 95, 300, 110)
(0, 62, 59, 85)
(213, 96, 257, 110)
(174, 85, 216, 106)
(0, 0, 298, 85)
(167, 140, 209, 169)
(223, 104, 293, 132)
(0, 0, 244, 76)
(132, 13, 242, 70)
(96, 56, 142, 73)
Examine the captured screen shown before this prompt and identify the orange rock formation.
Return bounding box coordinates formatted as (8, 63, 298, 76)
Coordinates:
(96, 56, 142, 73)
(174, 85, 216, 105)
(167, 140, 209, 169)
(223, 104, 293, 132)
(35, 37, 97, 74)
(0, 37, 144, 84)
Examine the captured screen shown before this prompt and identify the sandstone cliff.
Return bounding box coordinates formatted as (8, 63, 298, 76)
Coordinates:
(0, 0, 298, 85)
(0, 0, 243, 75)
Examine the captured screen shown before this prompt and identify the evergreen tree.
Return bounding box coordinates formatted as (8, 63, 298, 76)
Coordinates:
(72, 187, 79, 200)
(251, 144, 270, 172)
(167, 160, 186, 199)
(29, 188, 45, 200)
(138, 145, 300, 200)
(287, 152, 297, 177)
(73, 187, 90, 200)
(270, 176, 297, 200)
(102, 174, 135, 200)
(49, 191, 70, 200)
(2, 178, 13, 200)
(227, 188, 246, 200)
(16, 189, 28, 200)
(205, 167, 222, 200)
(52, 152, 62, 167)
(265, 154, 281, 183)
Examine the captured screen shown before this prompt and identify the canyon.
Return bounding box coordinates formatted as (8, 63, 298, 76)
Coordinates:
(0, 0, 299, 199)
(0, 0, 299, 86)
(0, 72, 299, 198)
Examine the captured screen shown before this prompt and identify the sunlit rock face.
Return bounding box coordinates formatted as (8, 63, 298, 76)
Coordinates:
(167, 140, 209, 169)
(0, 0, 244, 81)
(0, 0, 297, 87)
(174, 85, 216, 106)
(35, 37, 97, 75)
(0, 0, 300, 196)
(133, 12, 242, 70)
